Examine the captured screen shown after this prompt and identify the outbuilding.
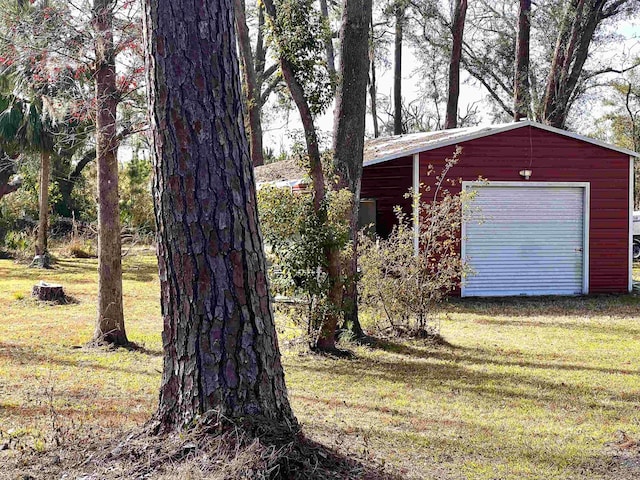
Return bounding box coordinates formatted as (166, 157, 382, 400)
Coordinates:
(254, 120, 637, 297)
(361, 120, 637, 297)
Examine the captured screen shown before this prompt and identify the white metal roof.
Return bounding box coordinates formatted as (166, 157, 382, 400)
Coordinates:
(255, 120, 638, 184)
(362, 120, 639, 167)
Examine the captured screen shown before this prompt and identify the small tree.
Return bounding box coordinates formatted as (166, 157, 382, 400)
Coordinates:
(0, 87, 55, 267)
(257, 182, 352, 346)
(359, 149, 474, 335)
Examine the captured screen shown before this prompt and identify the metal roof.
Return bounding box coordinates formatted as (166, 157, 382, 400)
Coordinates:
(255, 120, 638, 184)
(363, 120, 639, 167)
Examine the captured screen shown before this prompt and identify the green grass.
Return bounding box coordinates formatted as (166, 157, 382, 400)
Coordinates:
(1, 252, 640, 479)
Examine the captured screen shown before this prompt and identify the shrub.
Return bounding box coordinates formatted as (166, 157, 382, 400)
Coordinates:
(119, 153, 155, 234)
(59, 235, 95, 259)
(257, 184, 351, 342)
(358, 149, 476, 337)
(3, 229, 34, 259)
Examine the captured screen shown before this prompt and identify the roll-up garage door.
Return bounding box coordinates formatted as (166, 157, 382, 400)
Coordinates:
(462, 184, 587, 297)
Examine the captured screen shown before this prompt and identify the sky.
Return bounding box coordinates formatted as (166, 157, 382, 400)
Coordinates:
(119, 12, 640, 163)
(262, 17, 640, 156)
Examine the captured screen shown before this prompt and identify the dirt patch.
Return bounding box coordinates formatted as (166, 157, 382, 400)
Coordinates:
(603, 431, 640, 479)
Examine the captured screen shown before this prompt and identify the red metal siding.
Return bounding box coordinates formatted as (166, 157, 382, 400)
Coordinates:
(363, 126, 631, 294)
(360, 156, 413, 238)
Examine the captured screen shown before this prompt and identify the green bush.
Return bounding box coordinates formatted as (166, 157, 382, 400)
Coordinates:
(119, 153, 154, 234)
(257, 184, 351, 340)
(3, 229, 33, 256)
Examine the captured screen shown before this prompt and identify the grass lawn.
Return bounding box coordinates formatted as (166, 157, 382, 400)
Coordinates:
(1, 251, 640, 479)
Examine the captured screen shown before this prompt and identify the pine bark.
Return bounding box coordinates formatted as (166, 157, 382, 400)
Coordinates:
(144, 0, 295, 430)
(444, 0, 467, 130)
(35, 150, 50, 264)
(93, 0, 127, 346)
(393, 2, 404, 135)
(514, 0, 531, 121)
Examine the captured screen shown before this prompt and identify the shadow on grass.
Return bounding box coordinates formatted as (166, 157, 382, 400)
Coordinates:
(367, 337, 640, 377)
(0, 342, 159, 377)
(0, 403, 151, 424)
(0, 256, 158, 283)
(291, 365, 627, 480)
(0, 258, 97, 281)
(57, 256, 158, 283)
(45, 258, 97, 273)
(469, 317, 640, 337)
(124, 341, 163, 357)
(122, 260, 158, 283)
(292, 342, 640, 410)
(447, 294, 640, 319)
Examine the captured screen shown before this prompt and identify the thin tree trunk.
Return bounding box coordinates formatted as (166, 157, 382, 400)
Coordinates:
(262, 0, 325, 212)
(57, 149, 95, 217)
(255, 6, 267, 78)
(369, 7, 379, 138)
(144, 0, 295, 431)
(235, 0, 265, 167)
(393, 2, 404, 135)
(34, 150, 50, 266)
(541, 0, 584, 127)
(93, 0, 127, 346)
(552, 1, 605, 127)
(325, 0, 372, 345)
(514, 0, 531, 121)
(265, 0, 364, 351)
(319, 0, 337, 80)
(444, 0, 467, 129)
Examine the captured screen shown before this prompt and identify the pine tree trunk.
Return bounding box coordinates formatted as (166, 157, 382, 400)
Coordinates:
(514, 0, 531, 121)
(144, 0, 296, 431)
(34, 150, 50, 266)
(319, 0, 337, 79)
(444, 0, 467, 130)
(330, 0, 372, 343)
(93, 0, 127, 346)
(235, 0, 265, 167)
(369, 7, 379, 138)
(393, 2, 404, 135)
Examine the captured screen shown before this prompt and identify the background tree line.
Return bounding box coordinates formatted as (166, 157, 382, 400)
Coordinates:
(0, 0, 638, 354)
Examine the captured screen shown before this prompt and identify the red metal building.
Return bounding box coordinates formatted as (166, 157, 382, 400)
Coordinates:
(361, 121, 637, 297)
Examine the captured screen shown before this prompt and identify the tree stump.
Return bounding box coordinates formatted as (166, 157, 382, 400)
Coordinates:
(32, 282, 65, 303)
(30, 253, 51, 269)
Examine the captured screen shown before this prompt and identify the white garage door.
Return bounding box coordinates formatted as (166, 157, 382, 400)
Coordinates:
(462, 183, 588, 297)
